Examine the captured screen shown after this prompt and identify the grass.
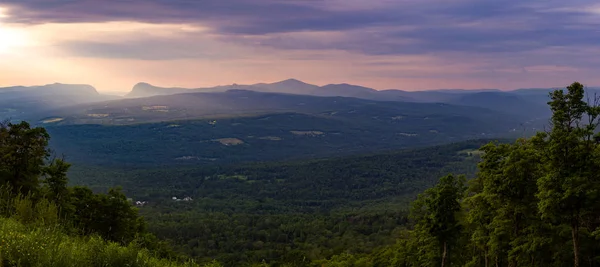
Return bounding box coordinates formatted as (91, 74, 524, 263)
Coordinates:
(0, 217, 222, 267)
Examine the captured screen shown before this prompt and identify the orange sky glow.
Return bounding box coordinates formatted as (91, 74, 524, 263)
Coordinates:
(0, 2, 599, 93)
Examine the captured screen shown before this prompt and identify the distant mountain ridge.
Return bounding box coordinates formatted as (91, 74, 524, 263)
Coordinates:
(1, 83, 99, 96)
(127, 79, 597, 101)
(0, 83, 121, 121)
(49, 89, 520, 125)
(4, 79, 600, 124)
(124, 79, 600, 119)
(8, 81, 560, 168)
(125, 79, 496, 102)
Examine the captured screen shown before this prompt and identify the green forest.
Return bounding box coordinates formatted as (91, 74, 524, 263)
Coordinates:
(2, 82, 600, 266)
(314, 82, 600, 267)
(0, 120, 218, 266)
(64, 139, 490, 265)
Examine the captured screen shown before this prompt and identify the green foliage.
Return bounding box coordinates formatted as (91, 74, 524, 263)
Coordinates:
(0, 217, 207, 267)
(64, 140, 488, 265)
(12, 194, 36, 225)
(0, 120, 201, 266)
(69, 139, 489, 206)
(310, 82, 600, 267)
(0, 121, 50, 195)
(144, 209, 409, 266)
(410, 174, 466, 267)
(42, 158, 71, 209)
(7, 82, 600, 266)
(535, 82, 600, 267)
(68, 186, 145, 244)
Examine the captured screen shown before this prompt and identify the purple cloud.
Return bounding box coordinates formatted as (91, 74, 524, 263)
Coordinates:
(3, 0, 600, 81)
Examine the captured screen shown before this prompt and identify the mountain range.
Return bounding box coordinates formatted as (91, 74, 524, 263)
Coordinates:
(124, 79, 577, 119)
(127, 78, 500, 102)
(3, 78, 586, 123)
(2, 78, 591, 166)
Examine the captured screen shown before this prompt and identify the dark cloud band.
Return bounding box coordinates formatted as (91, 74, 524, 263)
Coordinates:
(3, 0, 599, 63)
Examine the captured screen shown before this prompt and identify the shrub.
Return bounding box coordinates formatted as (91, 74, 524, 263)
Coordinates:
(0, 217, 214, 267)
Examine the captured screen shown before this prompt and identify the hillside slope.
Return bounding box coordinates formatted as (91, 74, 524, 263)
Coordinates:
(0, 217, 210, 267)
(43, 96, 529, 166)
(449, 91, 551, 118)
(0, 83, 121, 121)
(45, 90, 524, 125)
(65, 139, 495, 265)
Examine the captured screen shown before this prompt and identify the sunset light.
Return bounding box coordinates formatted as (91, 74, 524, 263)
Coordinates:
(0, 1, 598, 91)
(0, 7, 7, 18)
(1, 1, 600, 266)
(0, 26, 29, 54)
(0, 7, 30, 54)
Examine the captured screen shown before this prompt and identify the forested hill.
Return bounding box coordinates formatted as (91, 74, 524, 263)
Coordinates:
(65, 138, 495, 265)
(314, 82, 600, 267)
(44, 111, 528, 167)
(0, 120, 216, 266)
(3, 82, 600, 267)
(68, 138, 495, 205)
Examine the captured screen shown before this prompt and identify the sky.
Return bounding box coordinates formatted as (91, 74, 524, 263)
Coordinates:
(0, 0, 599, 93)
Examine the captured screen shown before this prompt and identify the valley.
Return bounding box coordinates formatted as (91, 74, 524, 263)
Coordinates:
(0, 80, 548, 168)
(0, 79, 587, 266)
(2, 1, 599, 265)
(65, 139, 491, 265)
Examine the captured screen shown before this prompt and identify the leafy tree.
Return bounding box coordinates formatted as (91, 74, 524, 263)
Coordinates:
(411, 174, 466, 267)
(466, 139, 552, 267)
(0, 121, 50, 195)
(42, 158, 72, 213)
(311, 82, 600, 267)
(536, 82, 600, 267)
(464, 171, 494, 267)
(0, 119, 198, 264)
(70, 186, 144, 244)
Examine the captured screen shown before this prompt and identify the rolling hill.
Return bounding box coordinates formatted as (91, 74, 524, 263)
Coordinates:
(65, 139, 495, 265)
(0, 80, 575, 169)
(21, 88, 541, 166)
(39, 92, 535, 166)
(448, 91, 551, 118)
(45, 111, 517, 166)
(44, 89, 528, 125)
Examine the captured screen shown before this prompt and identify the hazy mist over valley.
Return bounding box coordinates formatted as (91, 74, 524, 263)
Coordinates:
(1, 79, 562, 167)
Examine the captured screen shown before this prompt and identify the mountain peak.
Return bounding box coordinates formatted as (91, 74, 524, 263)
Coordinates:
(133, 82, 153, 88)
(127, 82, 160, 97)
(275, 78, 308, 85)
(244, 79, 320, 95)
(40, 83, 99, 95)
(127, 82, 189, 98)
